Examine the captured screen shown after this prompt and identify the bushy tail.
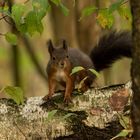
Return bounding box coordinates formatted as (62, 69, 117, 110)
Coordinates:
(90, 31, 132, 71)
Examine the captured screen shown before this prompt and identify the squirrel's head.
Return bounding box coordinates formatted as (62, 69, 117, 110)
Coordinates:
(47, 39, 69, 69)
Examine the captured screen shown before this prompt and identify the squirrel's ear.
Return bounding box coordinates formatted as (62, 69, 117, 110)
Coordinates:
(47, 40, 54, 54)
(62, 40, 68, 51)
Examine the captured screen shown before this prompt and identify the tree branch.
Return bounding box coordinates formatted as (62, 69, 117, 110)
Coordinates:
(7, 0, 21, 86)
(0, 82, 132, 140)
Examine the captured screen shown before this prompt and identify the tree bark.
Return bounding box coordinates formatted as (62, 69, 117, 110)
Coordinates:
(0, 82, 132, 140)
(130, 1, 140, 140)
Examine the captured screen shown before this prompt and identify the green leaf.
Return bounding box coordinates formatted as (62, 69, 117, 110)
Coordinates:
(51, 0, 60, 6)
(71, 66, 85, 75)
(118, 115, 130, 129)
(80, 6, 97, 20)
(46, 110, 57, 121)
(12, 4, 25, 23)
(88, 69, 100, 77)
(60, 113, 74, 121)
(4, 86, 24, 105)
(25, 0, 50, 35)
(96, 9, 114, 28)
(59, 3, 69, 16)
(50, 0, 69, 16)
(11, 4, 27, 33)
(0, 7, 11, 16)
(32, 0, 50, 10)
(109, 0, 124, 13)
(5, 32, 17, 45)
(111, 129, 131, 140)
(32, 0, 50, 19)
(25, 11, 43, 35)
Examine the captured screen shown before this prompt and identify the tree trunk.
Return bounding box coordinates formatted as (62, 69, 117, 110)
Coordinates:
(130, 1, 140, 140)
(50, 0, 101, 54)
(75, 0, 101, 54)
(50, 0, 79, 49)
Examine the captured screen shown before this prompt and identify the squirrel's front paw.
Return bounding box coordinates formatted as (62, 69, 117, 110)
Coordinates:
(64, 95, 72, 104)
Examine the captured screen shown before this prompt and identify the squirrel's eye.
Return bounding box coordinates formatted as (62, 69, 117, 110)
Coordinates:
(52, 57, 56, 60)
(66, 55, 69, 58)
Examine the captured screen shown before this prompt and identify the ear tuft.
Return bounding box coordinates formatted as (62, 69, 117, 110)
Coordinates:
(47, 39, 54, 54)
(62, 40, 68, 50)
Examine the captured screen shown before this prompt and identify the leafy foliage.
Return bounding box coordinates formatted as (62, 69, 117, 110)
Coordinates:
(111, 129, 132, 140)
(80, 0, 131, 29)
(11, 0, 50, 35)
(0, 6, 10, 16)
(0, 0, 131, 37)
(0, 0, 69, 36)
(89, 68, 100, 77)
(71, 66, 100, 77)
(71, 66, 99, 92)
(45, 110, 74, 122)
(51, 0, 69, 16)
(25, 11, 44, 35)
(111, 114, 133, 140)
(51, 0, 60, 6)
(3, 86, 24, 105)
(46, 110, 57, 122)
(60, 113, 74, 121)
(32, 0, 51, 20)
(79, 5, 97, 21)
(71, 66, 85, 75)
(5, 32, 17, 45)
(59, 3, 69, 16)
(11, 4, 27, 33)
(96, 9, 114, 28)
(108, 0, 124, 13)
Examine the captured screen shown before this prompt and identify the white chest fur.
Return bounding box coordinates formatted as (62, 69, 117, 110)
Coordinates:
(54, 69, 66, 82)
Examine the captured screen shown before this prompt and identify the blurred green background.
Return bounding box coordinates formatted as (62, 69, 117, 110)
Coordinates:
(0, 0, 131, 98)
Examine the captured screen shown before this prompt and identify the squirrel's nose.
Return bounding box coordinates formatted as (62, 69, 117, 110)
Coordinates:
(59, 61, 64, 68)
(61, 62, 64, 66)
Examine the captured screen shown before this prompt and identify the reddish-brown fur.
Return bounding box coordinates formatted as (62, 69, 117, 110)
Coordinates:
(43, 40, 95, 103)
(43, 31, 132, 103)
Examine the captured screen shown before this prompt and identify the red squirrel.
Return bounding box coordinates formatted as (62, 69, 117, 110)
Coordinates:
(43, 31, 132, 103)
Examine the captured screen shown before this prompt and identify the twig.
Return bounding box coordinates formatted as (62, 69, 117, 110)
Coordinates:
(0, 14, 12, 25)
(3, 15, 12, 24)
(0, 0, 12, 25)
(0, 15, 8, 20)
(122, 0, 129, 6)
